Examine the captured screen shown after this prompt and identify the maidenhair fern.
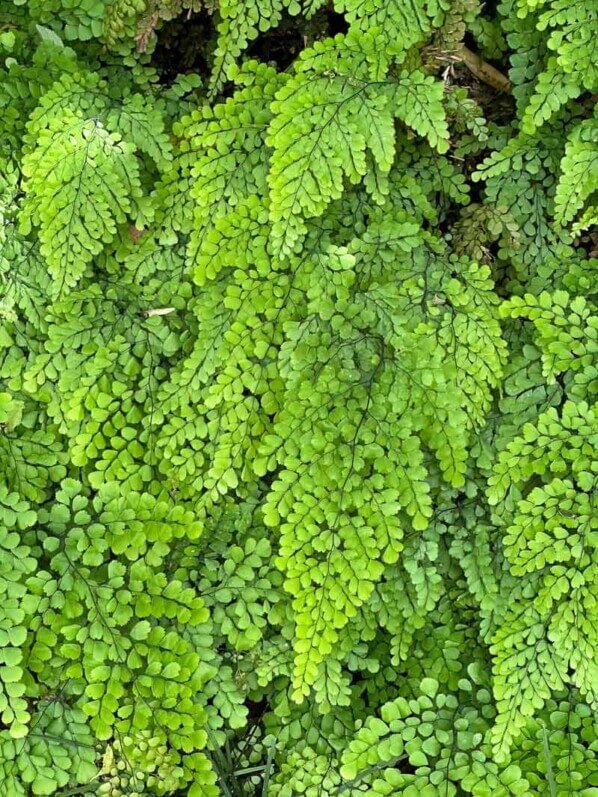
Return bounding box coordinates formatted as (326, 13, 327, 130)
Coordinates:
(0, 0, 596, 795)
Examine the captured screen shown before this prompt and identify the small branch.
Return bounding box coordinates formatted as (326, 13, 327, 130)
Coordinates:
(460, 46, 511, 93)
(138, 307, 176, 318)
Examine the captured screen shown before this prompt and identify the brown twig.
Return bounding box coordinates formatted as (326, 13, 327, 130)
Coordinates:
(460, 46, 511, 93)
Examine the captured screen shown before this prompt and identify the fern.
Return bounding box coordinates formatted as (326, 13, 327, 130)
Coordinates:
(535, 0, 598, 90)
(267, 32, 449, 255)
(211, 0, 298, 92)
(554, 114, 598, 230)
(487, 291, 597, 758)
(335, 0, 443, 56)
(0, 0, 596, 795)
(519, 57, 582, 134)
(20, 113, 143, 296)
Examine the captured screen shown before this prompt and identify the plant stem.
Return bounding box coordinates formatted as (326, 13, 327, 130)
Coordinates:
(460, 46, 512, 93)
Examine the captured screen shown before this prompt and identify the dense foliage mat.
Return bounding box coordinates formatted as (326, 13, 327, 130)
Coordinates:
(0, 0, 597, 795)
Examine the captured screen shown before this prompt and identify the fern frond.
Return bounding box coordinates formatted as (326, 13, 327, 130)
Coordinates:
(20, 113, 142, 297)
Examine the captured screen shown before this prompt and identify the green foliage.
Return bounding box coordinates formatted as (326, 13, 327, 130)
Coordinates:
(554, 114, 598, 232)
(0, 0, 596, 795)
(267, 34, 450, 255)
(486, 290, 598, 759)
